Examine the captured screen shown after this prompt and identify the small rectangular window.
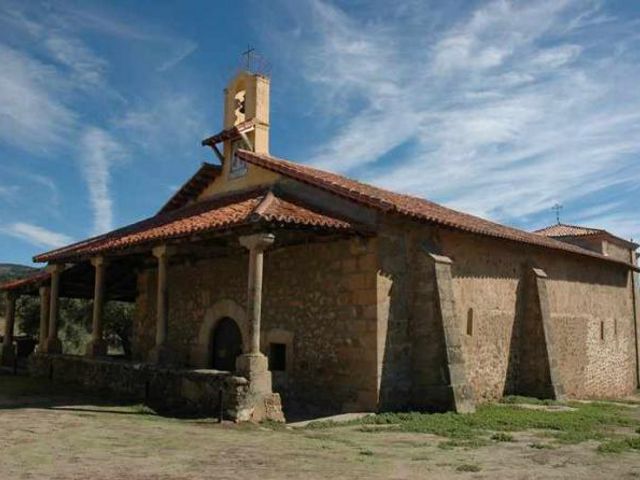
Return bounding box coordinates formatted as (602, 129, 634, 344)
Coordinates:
(466, 308, 474, 336)
(600, 321, 605, 341)
(269, 343, 287, 372)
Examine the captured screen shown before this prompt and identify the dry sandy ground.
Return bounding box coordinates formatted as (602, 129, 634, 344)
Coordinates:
(1, 379, 639, 479)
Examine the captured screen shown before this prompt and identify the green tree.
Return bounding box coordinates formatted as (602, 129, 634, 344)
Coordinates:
(14, 295, 134, 357)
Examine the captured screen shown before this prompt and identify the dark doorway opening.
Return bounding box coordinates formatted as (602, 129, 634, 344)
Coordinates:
(210, 317, 243, 371)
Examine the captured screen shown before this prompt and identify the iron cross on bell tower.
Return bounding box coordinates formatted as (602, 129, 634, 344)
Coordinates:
(242, 45, 256, 72)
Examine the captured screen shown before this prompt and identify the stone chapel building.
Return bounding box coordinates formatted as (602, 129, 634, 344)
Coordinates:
(1, 69, 639, 420)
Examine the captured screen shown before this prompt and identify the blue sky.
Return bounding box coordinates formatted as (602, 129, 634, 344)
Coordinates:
(1, 0, 639, 265)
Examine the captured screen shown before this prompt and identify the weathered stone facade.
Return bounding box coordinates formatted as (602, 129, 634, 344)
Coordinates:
(133, 237, 380, 415)
(126, 214, 637, 416)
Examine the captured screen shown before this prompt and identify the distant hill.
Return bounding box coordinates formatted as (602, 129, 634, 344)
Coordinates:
(0, 264, 38, 283)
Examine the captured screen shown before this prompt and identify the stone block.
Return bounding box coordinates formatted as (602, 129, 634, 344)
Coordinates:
(235, 353, 272, 394)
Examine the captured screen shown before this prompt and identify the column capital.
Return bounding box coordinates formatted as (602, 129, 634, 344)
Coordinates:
(91, 255, 108, 267)
(152, 244, 175, 259)
(239, 233, 275, 251)
(45, 263, 65, 274)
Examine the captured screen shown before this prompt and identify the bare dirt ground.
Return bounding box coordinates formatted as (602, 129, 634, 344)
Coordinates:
(1, 374, 639, 480)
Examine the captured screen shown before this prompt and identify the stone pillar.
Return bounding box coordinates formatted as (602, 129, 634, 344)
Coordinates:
(149, 245, 172, 364)
(422, 249, 475, 413)
(45, 264, 64, 354)
(1, 291, 18, 367)
(236, 233, 275, 394)
(86, 256, 108, 357)
(38, 286, 50, 351)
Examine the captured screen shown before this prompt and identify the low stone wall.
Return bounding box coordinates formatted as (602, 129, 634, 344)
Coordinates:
(28, 354, 283, 422)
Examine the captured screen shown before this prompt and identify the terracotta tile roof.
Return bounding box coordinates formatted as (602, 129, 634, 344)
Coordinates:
(201, 119, 255, 146)
(159, 163, 221, 214)
(0, 271, 49, 292)
(34, 189, 356, 263)
(237, 150, 638, 270)
(535, 223, 638, 248)
(535, 223, 603, 237)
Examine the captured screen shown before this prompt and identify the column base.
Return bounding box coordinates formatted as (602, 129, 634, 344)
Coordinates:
(0, 344, 16, 368)
(149, 344, 175, 366)
(235, 353, 272, 394)
(44, 337, 62, 354)
(85, 338, 108, 357)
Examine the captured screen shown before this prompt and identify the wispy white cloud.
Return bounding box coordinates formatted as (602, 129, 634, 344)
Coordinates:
(0, 0, 199, 247)
(1, 222, 72, 249)
(157, 40, 198, 72)
(0, 44, 76, 153)
(268, 0, 640, 239)
(116, 93, 207, 152)
(0, 185, 20, 201)
(44, 34, 108, 88)
(79, 127, 124, 235)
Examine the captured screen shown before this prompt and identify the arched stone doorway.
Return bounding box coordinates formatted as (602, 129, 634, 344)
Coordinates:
(211, 317, 243, 371)
(190, 299, 249, 369)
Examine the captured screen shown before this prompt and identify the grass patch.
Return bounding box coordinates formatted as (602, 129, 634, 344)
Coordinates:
(491, 432, 514, 442)
(456, 463, 481, 472)
(598, 436, 640, 454)
(336, 401, 640, 448)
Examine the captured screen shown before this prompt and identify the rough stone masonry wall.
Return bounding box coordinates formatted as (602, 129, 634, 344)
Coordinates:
(133, 237, 380, 415)
(28, 353, 252, 420)
(377, 218, 636, 406)
(439, 228, 636, 401)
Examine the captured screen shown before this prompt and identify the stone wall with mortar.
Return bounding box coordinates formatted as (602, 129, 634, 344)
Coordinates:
(375, 218, 636, 407)
(438, 227, 636, 401)
(28, 353, 258, 420)
(132, 237, 381, 415)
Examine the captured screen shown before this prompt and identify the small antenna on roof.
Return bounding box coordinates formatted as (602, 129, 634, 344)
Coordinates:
(552, 203, 563, 224)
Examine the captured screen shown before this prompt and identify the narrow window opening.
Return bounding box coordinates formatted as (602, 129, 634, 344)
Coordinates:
(269, 343, 287, 372)
(614, 318, 618, 337)
(466, 308, 474, 336)
(600, 321, 605, 341)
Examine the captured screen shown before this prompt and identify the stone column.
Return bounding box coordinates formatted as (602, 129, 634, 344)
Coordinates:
(1, 291, 18, 366)
(150, 245, 172, 364)
(45, 264, 64, 354)
(236, 233, 274, 394)
(38, 286, 50, 352)
(86, 256, 108, 357)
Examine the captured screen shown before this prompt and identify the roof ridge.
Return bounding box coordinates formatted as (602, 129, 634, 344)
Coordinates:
(251, 190, 276, 219)
(236, 149, 638, 270)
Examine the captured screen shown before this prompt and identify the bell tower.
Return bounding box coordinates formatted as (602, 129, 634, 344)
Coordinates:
(201, 50, 276, 192)
(221, 70, 270, 177)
